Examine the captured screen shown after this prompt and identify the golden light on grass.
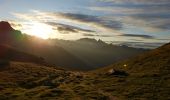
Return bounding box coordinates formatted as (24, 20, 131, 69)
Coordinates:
(124, 64, 127, 67)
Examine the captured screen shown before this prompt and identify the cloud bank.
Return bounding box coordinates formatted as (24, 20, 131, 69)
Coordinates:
(91, 0, 170, 31)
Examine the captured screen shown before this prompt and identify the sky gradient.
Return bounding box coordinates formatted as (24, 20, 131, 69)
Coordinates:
(0, 0, 170, 48)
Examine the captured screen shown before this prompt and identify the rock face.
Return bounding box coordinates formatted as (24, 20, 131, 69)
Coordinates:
(0, 21, 14, 32)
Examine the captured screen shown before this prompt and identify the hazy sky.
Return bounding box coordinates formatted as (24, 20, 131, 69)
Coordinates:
(0, 0, 170, 48)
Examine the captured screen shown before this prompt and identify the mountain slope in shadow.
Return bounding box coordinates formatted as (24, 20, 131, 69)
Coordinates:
(0, 21, 89, 70)
(95, 42, 170, 73)
(49, 38, 148, 70)
(0, 21, 148, 70)
(0, 44, 45, 65)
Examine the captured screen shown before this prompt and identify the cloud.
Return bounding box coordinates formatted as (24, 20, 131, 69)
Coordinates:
(83, 33, 113, 37)
(83, 33, 95, 36)
(47, 22, 79, 34)
(119, 34, 154, 39)
(53, 13, 123, 30)
(12, 10, 123, 35)
(130, 14, 170, 30)
(90, 0, 170, 31)
(8, 20, 23, 30)
(108, 40, 166, 49)
(97, 0, 170, 4)
(46, 22, 95, 34)
(89, 4, 170, 15)
(155, 38, 170, 41)
(12, 11, 123, 30)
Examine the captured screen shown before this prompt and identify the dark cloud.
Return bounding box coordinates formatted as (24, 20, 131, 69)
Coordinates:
(129, 39, 143, 41)
(131, 13, 170, 30)
(108, 41, 166, 49)
(53, 13, 123, 30)
(95, 0, 170, 31)
(46, 22, 95, 34)
(156, 38, 170, 41)
(119, 42, 166, 49)
(98, 0, 170, 4)
(57, 27, 77, 33)
(120, 34, 154, 39)
(155, 23, 170, 30)
(10, 23, 22, 27)
(132, 13, 170, 19)
(98, 34, 113, 37)
(83, 33, 112, 37)
(83, 33, 95, 36)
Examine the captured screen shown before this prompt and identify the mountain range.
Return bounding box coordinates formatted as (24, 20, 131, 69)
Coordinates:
(0, 21, 148, 70)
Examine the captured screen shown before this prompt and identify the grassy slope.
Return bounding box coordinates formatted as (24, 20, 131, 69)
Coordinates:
(0, 62, 109, 100)
(89, 43, 170, 100)
(0, 43, 169, 100)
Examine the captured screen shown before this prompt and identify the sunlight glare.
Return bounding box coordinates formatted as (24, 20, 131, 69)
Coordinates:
(26, 22, 53, 39)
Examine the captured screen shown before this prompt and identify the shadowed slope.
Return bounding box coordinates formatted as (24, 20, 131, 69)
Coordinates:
(0, 21, 89, 70)
(50, 38, 148, 70)
(95, 42, 170, 73)
(0, 21, 148, 70)
(0, 44, 46, 65)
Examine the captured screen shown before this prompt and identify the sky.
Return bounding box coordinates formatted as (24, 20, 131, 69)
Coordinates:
(0, 0, 170, 48)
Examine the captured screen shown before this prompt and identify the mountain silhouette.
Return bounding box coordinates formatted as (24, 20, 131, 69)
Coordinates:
(50, 38, 148, 70)
(0, 21, 22, 45)
(0, 21, 148, 70)
(0, 21, 13, 32)
(0, 21, 89, 70)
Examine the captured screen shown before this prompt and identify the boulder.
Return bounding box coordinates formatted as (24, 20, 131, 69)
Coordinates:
(107, 68, 129, 76)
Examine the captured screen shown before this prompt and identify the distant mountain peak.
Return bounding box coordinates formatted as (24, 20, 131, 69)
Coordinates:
(0, 21, 23, 43)
(0, 21, 14, 32)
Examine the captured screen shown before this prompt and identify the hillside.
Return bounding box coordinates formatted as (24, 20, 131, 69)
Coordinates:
(89, 42, 170, 100)
(0, 44, 45, 65)
(49, 38, 148, 70)
(0, 42, 169, 100)
(94, 42, 170, 73)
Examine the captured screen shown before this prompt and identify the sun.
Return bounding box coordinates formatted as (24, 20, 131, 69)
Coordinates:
(25, 22, 53, 39)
